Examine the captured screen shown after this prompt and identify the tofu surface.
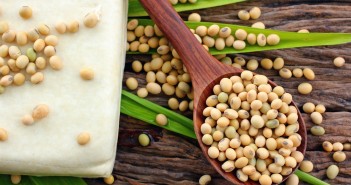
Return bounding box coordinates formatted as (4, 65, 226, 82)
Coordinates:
(0, 0, 127, 177)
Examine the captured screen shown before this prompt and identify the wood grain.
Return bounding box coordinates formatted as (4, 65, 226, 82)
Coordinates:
(86, 0, 351, 184)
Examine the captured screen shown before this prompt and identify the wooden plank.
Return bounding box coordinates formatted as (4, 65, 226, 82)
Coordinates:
(86, 0, 351, 184)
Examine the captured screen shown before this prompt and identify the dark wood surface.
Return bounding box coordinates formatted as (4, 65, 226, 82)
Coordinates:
(87, 0, 350, 184)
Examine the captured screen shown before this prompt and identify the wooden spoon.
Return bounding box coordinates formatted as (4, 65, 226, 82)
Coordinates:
(138, 0, 307, 184)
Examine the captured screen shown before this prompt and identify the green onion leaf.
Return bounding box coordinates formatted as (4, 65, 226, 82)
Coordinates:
(121, 90, 196, 139)
(128, 0, 246, 17)
(127, 19, 351, 55)
(295, 170, 330, 185)
(0, 175, 87, 185)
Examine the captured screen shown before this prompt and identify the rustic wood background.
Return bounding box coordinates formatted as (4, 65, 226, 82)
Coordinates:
(87, 0, 350, 184)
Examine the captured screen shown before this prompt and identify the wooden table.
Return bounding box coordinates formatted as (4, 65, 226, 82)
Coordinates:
(87, 0, 350, 184)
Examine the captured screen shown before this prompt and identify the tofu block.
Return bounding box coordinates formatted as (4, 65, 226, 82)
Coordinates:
(0, 0, 127, 177)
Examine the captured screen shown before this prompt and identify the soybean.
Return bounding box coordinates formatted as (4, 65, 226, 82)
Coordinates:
(299, 160, 314, 172)
(30, 72, 44, 84)
(235, 29, 247, 41)
(249, 7, 261, 19)
(286, 174, 299, 185)
(252, 22, 265, 29)
(315, 104, 326, 114)
(298, 82, 312, 94)
(303, 68, 315, 80)
(84, 13, 99, 28)
(326, 165, 339, 179)
(259, 174, 272, 185)
(260, 58, 273, 70)
(279, 68, 292, 79)
(208, 146, 220, 159)
(207, 24, 220, 37)
(67, 20, 79, 33)
(310, 126, 325, 136)
(77, 132, 91, 145)
(0, 128, 8, 141)
(292, 68, 303, 78)
(343, 143, 351, 151)
(223, 160, 235, 172)
(310, 112, 323, 124)
(127, 19, 138, 30)
(35, 57, 46, 69)
(273, 57, 284, 70)
(27, 28, 40, 42)
(238, 10, 250, 21)
(2, 30, 16, 42)
(188, 13, 201, 22)
(137, 88, 148, 98)
(298, 29, 309, 33)
(45, 35, 58, 46)
(80, 67, 95, 80)
(333, 151, 346, 162)
(55, 22, 67, 34)
(168, 98, 179, 110)
(247, 59, 259, 71)
(267, 34, 280, 45)
(22, 114, 34, 125)
(103, 175, 115, 185)
(138, 133, 150, 146)
(32, 104, 49, 120)
(26, 48, 37, 62)
(126, 77, 138, 90)
(233, 40, 246, 50)
(257, 33, 267, 46)
(131, 60, 143, 72)
(247, 33, 256, 45)
(49, 55, 63, 70)
(26, 63, 36, 75)
(146, 82, 161, 94)
(333, 142, 343, 151)
(0, 45, 8, 58)
(19, 6, 32, 19)
(33, 39, 46, 52)
(303, 102, 315, 113)
(333, 57, 345, 67)
(322, 141, 333, 152)
(38, 24, 50, 35)
(0, 21, 9, 34)
(199, 175, 211, 185)
(16, 55, 29, 69)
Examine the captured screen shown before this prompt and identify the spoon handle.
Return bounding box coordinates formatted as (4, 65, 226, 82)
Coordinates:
(138, 0, 225, 87)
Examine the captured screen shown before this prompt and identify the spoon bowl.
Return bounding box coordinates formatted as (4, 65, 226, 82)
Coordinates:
(138, 0, 307, 184)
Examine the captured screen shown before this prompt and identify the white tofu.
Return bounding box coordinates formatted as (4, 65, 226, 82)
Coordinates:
(0, 0, 127, 177)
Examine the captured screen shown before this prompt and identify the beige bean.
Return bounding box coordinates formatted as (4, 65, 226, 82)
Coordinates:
(77, 132, 91, 145)
(49, 55, 63, 70)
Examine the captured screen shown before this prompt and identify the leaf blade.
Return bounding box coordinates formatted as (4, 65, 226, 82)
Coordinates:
(28, 176, 87, 185)
(128, 19, 351, 55)
(295, 170, 330, 185)
(0, 175, 87, 185)
(121, 90, 196, 139)
(128, 0, 246, 17)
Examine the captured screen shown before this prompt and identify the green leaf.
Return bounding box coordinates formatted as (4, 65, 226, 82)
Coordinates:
(0, 175, 87, 185)
(295, 170, 330, 185)
(128, 0, 246, 17)
(121, 90, 196, 139)
(127, 19, 351, 55)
